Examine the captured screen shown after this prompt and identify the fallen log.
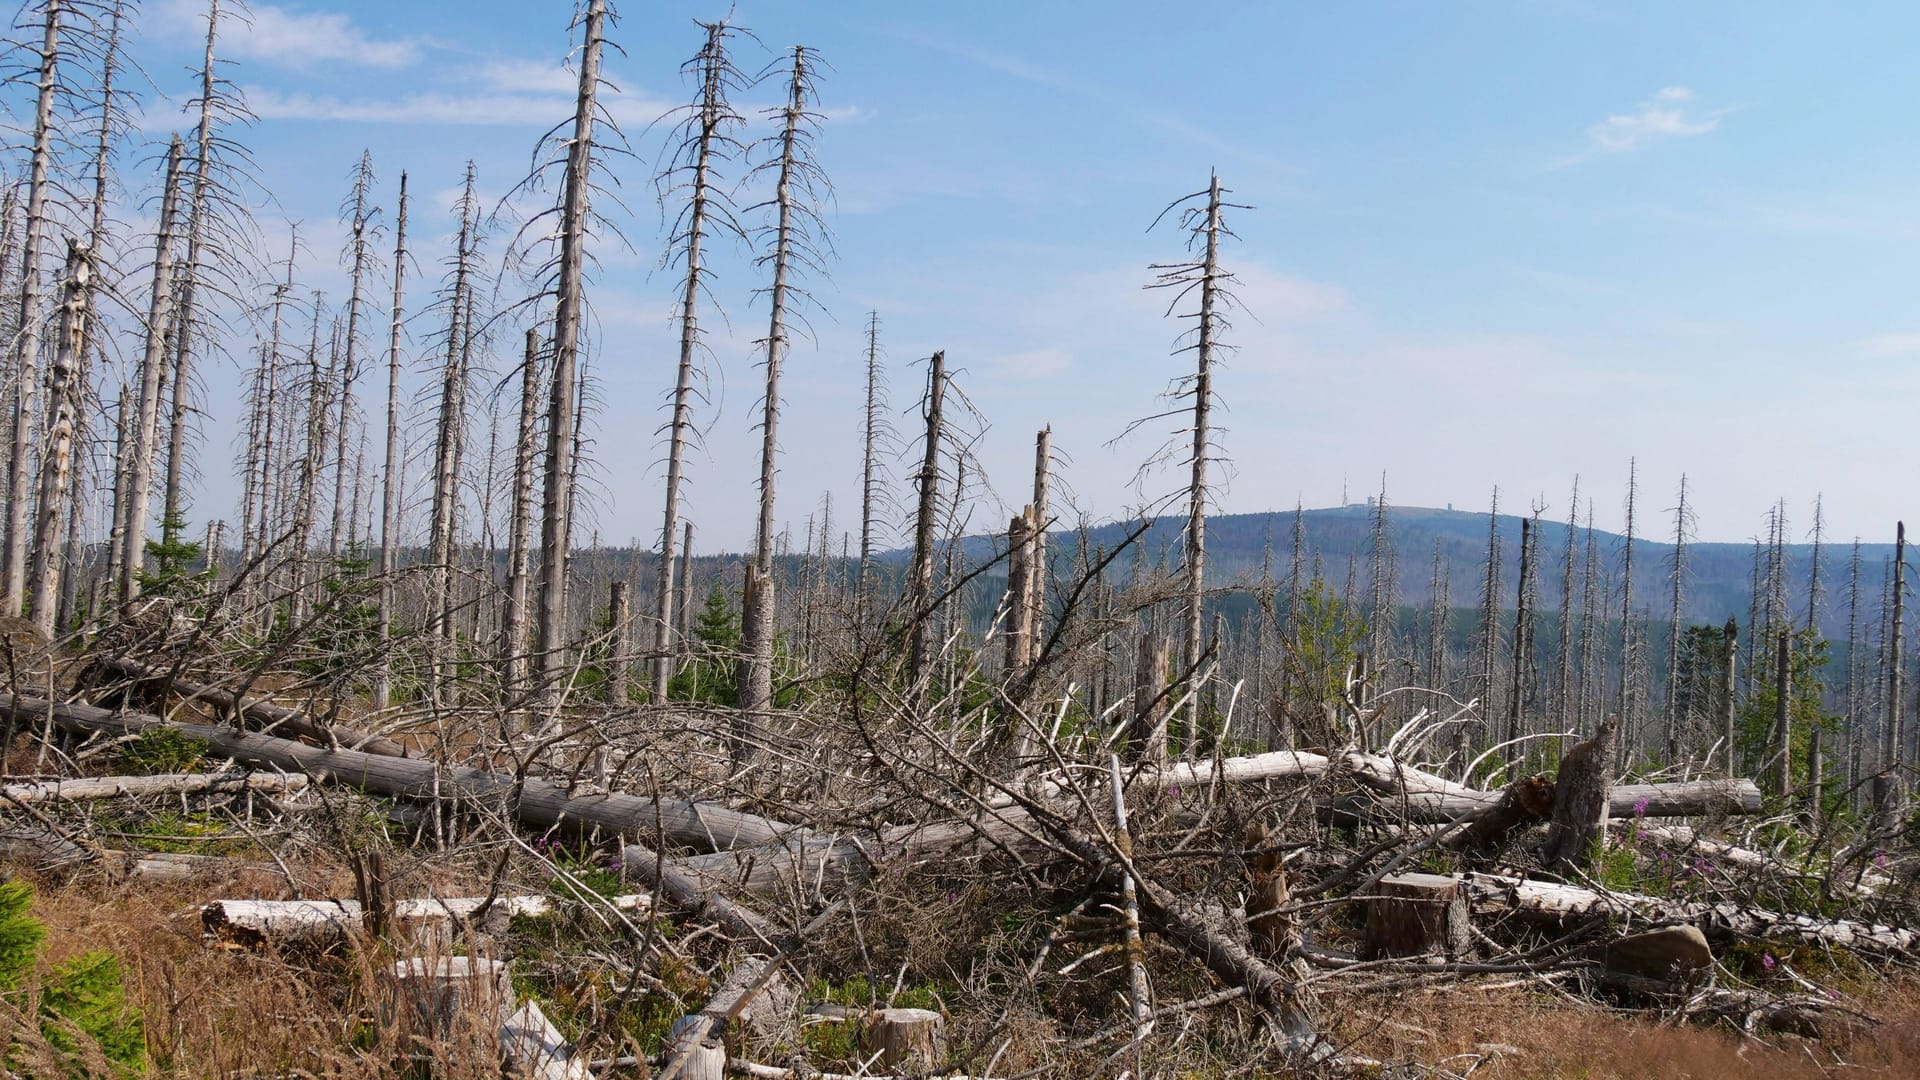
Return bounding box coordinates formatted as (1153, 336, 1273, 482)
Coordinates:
(91, 655, 408, 757)
(202, 893, 651, 949)
(2, 694, 796, 855)
(0, 826, 275, 881)
(0, 771, 307, 805)
(1462, 872, 1918, 958)
(1331, 779, 1762, 827)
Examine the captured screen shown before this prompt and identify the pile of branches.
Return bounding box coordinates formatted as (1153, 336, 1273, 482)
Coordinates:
(0, 600, 1916, 1079)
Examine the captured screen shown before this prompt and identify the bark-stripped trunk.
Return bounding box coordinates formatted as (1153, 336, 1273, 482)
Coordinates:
(1180, 173, 1224, 753)
(503, 329, 540, 695)
(429, 167, 479, 707)
(26, 242, 88, 633)
(375, 173, 408, 712)
(736, 45, 813, 756)
(1617, 459, 1638, 768)
(1875, 522, 1905, 818)
(330, 151, 376, 555)
(1502, 514, 1534, 763)
(857, 311, 884, 612)
(534, 0, 608, 705)
(905, 350, 946, 699)
(1555, 478, 1579, 732)
(1029, 426, 1051, 655)
(160, 0, 222, 544)
(1722, 616, 1739, 776)
(3, 0, 62, 617)
(118, 138, 186, 606)
(1772, 630, 1792, 801)
(1664, 475, 1689, 762)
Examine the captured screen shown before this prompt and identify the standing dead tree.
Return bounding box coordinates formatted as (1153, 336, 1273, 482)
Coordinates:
(904, 350, 947, 699)
(737, 42, 829, 763)
(117, 137, 185, 605)
(1664, 475, 1693, 761)
(2, 0, 66, 618)
(527, 0, 617, 711)
(1875, 521, 1905, 820)
(856, 311, 893, 613)
(653, 17, 746, 704)
(26, 240, 87, 634)
(427, 164, 483, 707)
(329, 151, 380, 555)
(374, 172, 408, 713)
(1132, 171, 1243, 754)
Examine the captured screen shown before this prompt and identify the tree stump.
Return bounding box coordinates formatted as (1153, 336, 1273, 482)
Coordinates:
(384, 956, 512, 1062)
(1244, 821, 1298, 960)
(1544, 714, 1617, 875)
(664, 1015, 726, 1080)
(861, 1007, 945, 1072)
(1364, 873, 1471, 960)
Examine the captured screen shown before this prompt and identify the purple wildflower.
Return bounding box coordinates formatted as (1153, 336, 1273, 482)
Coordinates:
(1168, 785, 1181, 798)
(1875, 850, 1890, 869)
(1632, 796, 1650, 819)
(1762, 953, 1776, 971)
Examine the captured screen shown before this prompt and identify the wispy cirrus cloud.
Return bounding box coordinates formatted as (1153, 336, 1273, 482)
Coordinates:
(1552, 86, 1734, 168)
(156, 0, 424, 69)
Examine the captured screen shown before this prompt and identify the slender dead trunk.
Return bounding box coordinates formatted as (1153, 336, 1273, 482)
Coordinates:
(119, 137, 186, 605)
(503, 329, 540, 694)
(26, 241, 88, 633)
(676, 520, 695, 656)
(905, 350, 947, 698)
(375, 173, 408, 712)
(1030, 426, 1052, 654)
(1664, 475, 1689, 762)
(1875, 522, 1905, 818)
(857, 311, 885, 611)
(1180, 173, 1224, 753)
(736, 45, 814, 754)
(1503, 515, 1533, 763)
(3, 0, 62, 617)
(331, 151, 377, 554)
(429, 167, 479, 706)
(1722, 617, 1739, 776)
(534, 0, 609, 705)
(1772, 630, 1792, 801)
(160, 0, 223, 544)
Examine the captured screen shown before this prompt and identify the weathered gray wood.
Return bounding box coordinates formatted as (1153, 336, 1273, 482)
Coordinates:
(1365, 873, 1470, 960)
(501, 999, 592, 1080)
(0, 771, 306, 805)
(1544, 714, 1616, 874)
(384, 956, 512, 1061)
(3, 694, 794, 852)
(202, 893, 649, 950)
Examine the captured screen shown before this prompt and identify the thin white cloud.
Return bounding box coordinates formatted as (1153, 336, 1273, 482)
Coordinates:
(249, 87, 564, 126)
(157, 0, 423, 69)
(1554, 86, 1731, 168)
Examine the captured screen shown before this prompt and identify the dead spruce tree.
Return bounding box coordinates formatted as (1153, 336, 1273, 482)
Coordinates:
(531, 0, 615, 709)
(1664, 474, 1693, 761)
(1876, 521, 1905, 819)
(374, 173, 408, 712)
(427, 165, 483, 706)
(162, 0, 257, 554)
(2, 0, 65, 618)
(856, 310, 894, 612)
(502, 328, 542, 696)
(26, 240, 87, 634)
(1137, 171, 1243, 752)
(329, 151, 380, 554)
(905, 350, 947, 699)
(653, 17, 746, 702)
(117, 137, 185, 605)
(737, 43, 829, 757)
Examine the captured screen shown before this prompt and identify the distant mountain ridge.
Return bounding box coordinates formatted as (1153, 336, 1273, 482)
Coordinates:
(930, 503, 1896, 639)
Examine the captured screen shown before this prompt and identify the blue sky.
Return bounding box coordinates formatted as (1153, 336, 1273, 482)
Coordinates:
(103, 0, 1920, 552)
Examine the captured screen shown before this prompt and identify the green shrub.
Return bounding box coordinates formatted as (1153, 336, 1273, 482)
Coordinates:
(0, 882, 147, 1076)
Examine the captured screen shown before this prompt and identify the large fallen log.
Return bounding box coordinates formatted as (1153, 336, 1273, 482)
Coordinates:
(0, 771, 307, 805)
(91, 655, 408, 757)
(1, 694, 796, 854)
(1462, 871, 1918, 958)
(1331, 779, 1762, 826)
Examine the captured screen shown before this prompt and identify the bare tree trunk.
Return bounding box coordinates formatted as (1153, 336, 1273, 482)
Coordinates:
(857, 311, 886, 612)
(329, 152, 377, 556)
(1503, 515, 1533, 764)
(375, 173, 409, 712)
(654, 20, 740, 704)
(1722, 617, 1739, 776)
(534, 0, 609, 707)
(161, 0, 225, 546)
(1179, 173, 1225, 755)
(3, 0, 62, 617)
(1617, 459, 1639, 768)
(676, 521, 695, 657)
(1664, 475, 1690, 762)
(1772, 631, 1792, 801)
(119, 137, 185, 606)
(503, 329, 540, 696)
(429, 167, 479, 707)
(737, 45, 817, 757)
(607, 579, 630, 705)
(1130, 630, 1169, 766)
(1544, 714, 1616, 876)
(1555, 478, 1579, 733)
(905, 351, 946, 699)
(26, 241, 88, 634)
(1030, 426, 1051, 652)
(1876, 522, 1905, 819)
(1004, 509, 1035, 681)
